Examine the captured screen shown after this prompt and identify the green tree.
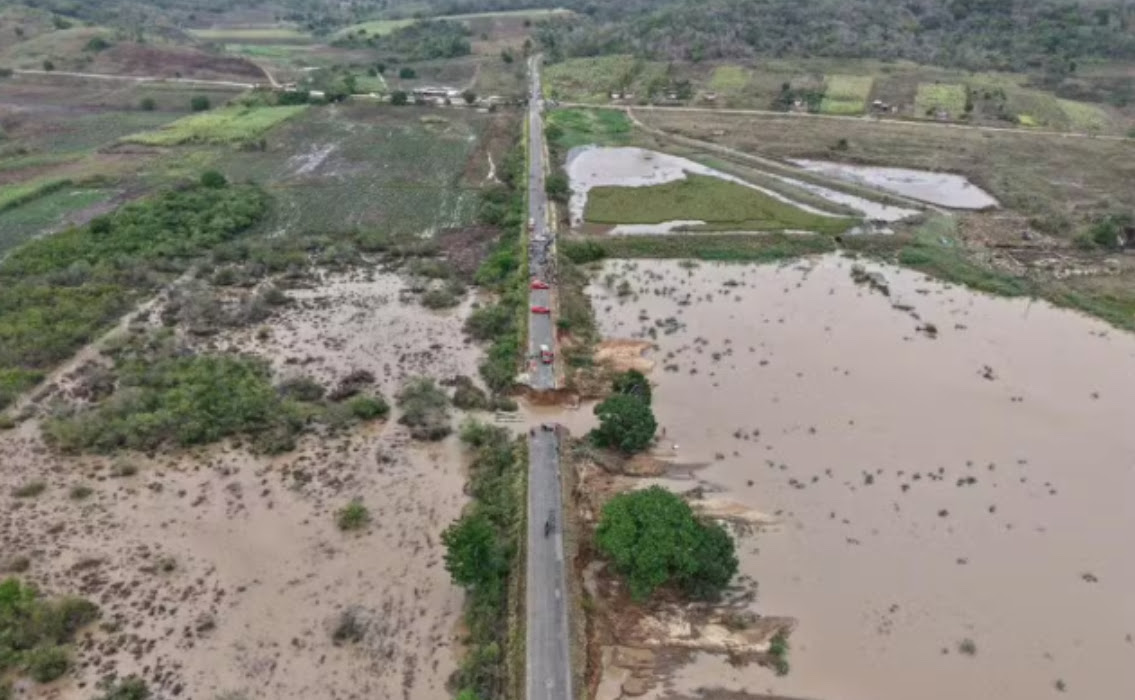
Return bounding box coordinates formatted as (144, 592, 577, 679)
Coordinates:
(390, 90, 409, 106)
(399, 66, 417, 79)
(612, 369, 651, 404)
(462, 90, 477, 105)
(138, 97, 156, 111)
(189, 95, 210, 112)
(596, 486, 738, 601)
(200, 170, 227, 189)
(442, 512, 505, 590)
(591, 394, 656, 453)
(545, 172, 570, 203)
(41, 60, 54, 72)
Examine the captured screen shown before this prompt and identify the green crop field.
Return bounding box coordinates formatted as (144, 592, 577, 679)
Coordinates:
(914, 82, 968, 117)
(821, 74, 873, 114)
(219, 105, 493, 236)
(543, 55, 666, 103)
(223, 43, 310, 59)
(708, 65, 750, 93)
(123, 105, 308, 146)
(584, 174, 854, 235)
(0, 187, 112, 255)
(0, 179, 72, 212)
(1058, 98, 1109, 131)
(336, 7, 571, 38)
(188, 27, 310, 42)
(546, 108, 632, 149)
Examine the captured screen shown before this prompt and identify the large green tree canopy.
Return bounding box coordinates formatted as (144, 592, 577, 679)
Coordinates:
(596, 486, 738, 601)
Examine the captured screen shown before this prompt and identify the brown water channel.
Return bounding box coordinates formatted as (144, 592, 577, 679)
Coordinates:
(586, 256, 1135, 700)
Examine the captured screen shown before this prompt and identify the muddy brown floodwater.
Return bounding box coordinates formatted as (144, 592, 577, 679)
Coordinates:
(586, 256, 1135, 700)
(0, 269, 485, 700)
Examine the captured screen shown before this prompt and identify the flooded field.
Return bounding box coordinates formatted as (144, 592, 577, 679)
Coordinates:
(790, 160, 1000, 210)
(586, 256, 1135, 700)
(0, 269, 481, 700)
(565, 147, 919, 231)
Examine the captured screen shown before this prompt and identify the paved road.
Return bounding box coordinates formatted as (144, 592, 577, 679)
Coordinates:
(527, 56, 556, 391)
(526, 426, 572, 700)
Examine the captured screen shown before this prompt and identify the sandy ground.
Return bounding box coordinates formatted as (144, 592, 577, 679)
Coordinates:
(586, 255, 1135, 700)
(0, 269, 485, 700)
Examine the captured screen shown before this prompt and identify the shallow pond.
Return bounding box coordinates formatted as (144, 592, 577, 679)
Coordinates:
(566, 147, 918, 230)
(790, 159, 999, 210)
(587, 256, 1134, 700)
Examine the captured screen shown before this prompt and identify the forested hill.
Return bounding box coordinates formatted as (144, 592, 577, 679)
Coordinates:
(530, 0, 1135, 72)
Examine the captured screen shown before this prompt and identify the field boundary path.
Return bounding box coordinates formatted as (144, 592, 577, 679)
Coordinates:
(525, 55, 573, 700)
(12, 68, 258, 90)
(565, 101, 1133, 143)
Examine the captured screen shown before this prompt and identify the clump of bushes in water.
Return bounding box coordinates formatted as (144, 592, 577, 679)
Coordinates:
(397, 376, 452, 440)
(595, 485, 738, 601)
(590, 369, 658, 454)
(442, 421, 524, 699)
(0, 578, 99, 685)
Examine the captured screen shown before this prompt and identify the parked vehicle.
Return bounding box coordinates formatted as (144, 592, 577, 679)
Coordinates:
(539, 344, 554, 364)
(530, 279, 549, 290)
(530, 305, 551, 314)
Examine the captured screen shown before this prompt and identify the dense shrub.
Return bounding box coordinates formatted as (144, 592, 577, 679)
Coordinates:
(596, 486, 738, 600)
(612, 369, 651, 405)
(396, 377, 451, 440)
(0, 578, 98, 685)
(44, 353, 310, 454)
(0, 184, 266, 409)
(591, 394, 657, 453)
(443, 423, 522, 698)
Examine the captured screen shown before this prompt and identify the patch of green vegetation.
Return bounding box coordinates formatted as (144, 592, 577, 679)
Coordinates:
(596, 485, 738, 601)
(546, 108, 632, 150)
(336, 500, 370, 531)
(569, 232, 836, 262)
(914, 82, 967, 117)
(467, 139, 526, 394)
(0, 188, 113, 256)
(443, 422, 524, 699)
(708, 65, 749, 93)
(0, 179, 72, 213)
(12, 481, 46, 498)
(896, 219, 1030, 298)
(1058, 98, 1108, 131)
(591, 393, 656, 454)
(188, 27, 309, 41)
(0, 578, 99, 686)
(219, 104, 485, 237)
(44, 350, 313, 454)
(92, 677, 149, 700)
(820, 74, 873, 115)
(0, 183, 266, 410)
(124, 105, 307, 146)
(769, 630, 790, 675)
(396, 376, 452, 440)
(223, 43, 306, 59)
(543, 55, 667, 103)
(585, 174, 854, 235)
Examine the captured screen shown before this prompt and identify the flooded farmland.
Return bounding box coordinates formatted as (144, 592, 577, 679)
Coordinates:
(586, 256, 1135, 700)
(565, 147, 919, 230)
(0, 268, 482, 700)
(790, 159, 1000, 210)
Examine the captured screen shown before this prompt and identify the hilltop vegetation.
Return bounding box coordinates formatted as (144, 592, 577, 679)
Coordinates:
(534, 0, 1135, 76)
